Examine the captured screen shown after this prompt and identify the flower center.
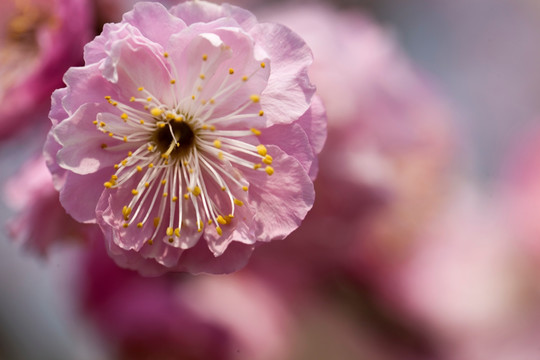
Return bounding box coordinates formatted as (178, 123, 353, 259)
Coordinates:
(96, 47, 273, 245)
(152, 119, 195, 160)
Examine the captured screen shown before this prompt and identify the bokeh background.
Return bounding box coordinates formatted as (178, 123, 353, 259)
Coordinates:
(2, 0, 540, 359)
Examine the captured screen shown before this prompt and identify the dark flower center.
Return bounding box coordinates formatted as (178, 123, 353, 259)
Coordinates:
(153, 120, 195, 160)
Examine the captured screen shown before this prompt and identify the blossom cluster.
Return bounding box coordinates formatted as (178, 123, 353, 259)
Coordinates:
(2, 1, 540, 360)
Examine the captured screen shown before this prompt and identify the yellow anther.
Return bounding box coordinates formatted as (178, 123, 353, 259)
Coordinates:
(130, 96, 135, 102)
(265, 166, 274, 175)
(201, 99, 207, 105)
(210, 99, 215, 104)
(199, 74, 205, 80)
(229, 68, 234, 74)
(140, 119, 145, 124)
(161, 153, 169, 159)
(217, 215, 227, 225)
(108, 132, 114, 137)
(198, 221, 204, 232)
(216, 226, 223, 236)
(136, 166, 142, 172)
(202, 125, 208, 130)
(121, 113, 128, 120)
(259, 110, 264, 116)
(253, 163, 262, 170)
(251, 128, 261, 136)
(172, 196, 178, 202)
(104, 182, 113, 188)
(161, 179, 167, 185)
(234, 199, 244, 206)
(138, 87, 144, 91)
(147, 239, 154, 245)
(99, 121, 106, 127)
(132, 189, 139, 195)
(146, 97, 152, 101)
(213, 139, 222, 148)
(137, 222, 143, 228)
(153, 217, 160, 227)
(111, 175, 118, 181)
(123, 136, 127, 142)
(93, 120, 98, 125)
(263, 155, 273, 165)
(127, 151, 133, 157)
(166, 113, 175, 120)
(210, 125, 216, 131)
(242, 186, 248, 191)
(166, 227, 174, 236)
(202, 54, 208, 61)
(122, 206, 132, 219)
(242, 75, 248, 81)
(148, 163, 154, 168)
(175, 116, 184, 122)
(260, 62, 266, 68)
(123, 223, 129, 228)
(256, 144, 267, 156)
(112, 102, 118, 106)
(192, 186, 201, 196)
(170, 79, 176, 84)
(197, 86, 203, 92)
(158, 123, 166, 128)
(163, 52, 169, 58)
(150, 108, 163, 117)
(250, 94, 260, 103)
(104, 96, 111, 100)
(183, 193, 189, 200)
(163, 192, 168, 197)
(121, 160, 128, 166)
(218, 152, 224, 160)
(191, 95, 196, 100)
(174, 228, 180, 237)
(144, 182, 150, 188)
(208, 219, 213, 225)
(114, 164, 119, 169)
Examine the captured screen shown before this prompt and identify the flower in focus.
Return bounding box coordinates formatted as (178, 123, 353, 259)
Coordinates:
(0, 0, 92, 139)
(45, 1, 325, 275)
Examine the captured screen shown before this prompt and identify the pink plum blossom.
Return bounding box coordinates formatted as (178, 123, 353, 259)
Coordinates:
(45, 1, 325, 275)
(4, 155, 89, 256)
(0, 0, 93, 139)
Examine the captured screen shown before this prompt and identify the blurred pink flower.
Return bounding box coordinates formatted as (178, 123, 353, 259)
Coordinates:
(390, 187, 540, 360)
(248, 4, 454, 294)
(499, 122, 540, 258)
(45, 1, 325, 275)
(79, 240, 293, 360)
(0, 0, 93, 139)
(4, 155, 88, 255)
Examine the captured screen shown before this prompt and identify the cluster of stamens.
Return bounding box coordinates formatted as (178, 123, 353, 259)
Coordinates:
(94, 49, 273, 246)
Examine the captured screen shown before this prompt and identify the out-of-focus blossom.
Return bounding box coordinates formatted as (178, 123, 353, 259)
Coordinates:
(499, 122, 540, 258)
(0, 0, 93, 139)
(3, 155, 88, 255)
(45, 1, 325, 275)
(248, 4, 454, 295)
(79, 240, 293, 360)
(386, 187, 540, 360)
